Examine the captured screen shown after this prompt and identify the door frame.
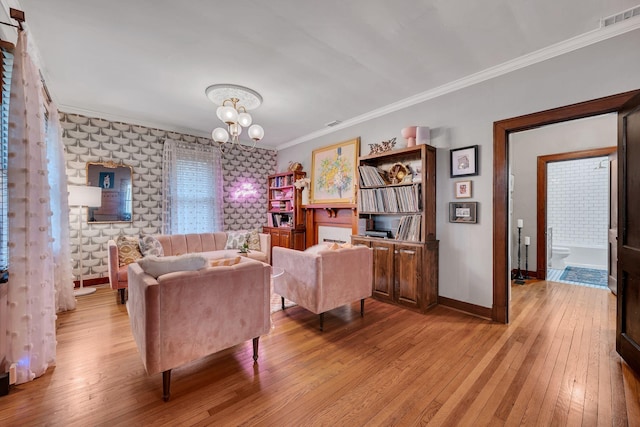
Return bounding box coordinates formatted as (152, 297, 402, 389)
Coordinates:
(492, 89, 640, 323)
(536, 147, 617, 280)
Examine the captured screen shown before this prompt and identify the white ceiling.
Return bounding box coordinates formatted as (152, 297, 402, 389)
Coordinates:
(10, 0, 640, 149)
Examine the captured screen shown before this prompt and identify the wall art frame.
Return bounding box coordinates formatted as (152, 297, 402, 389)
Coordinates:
(450, 145, 479, 177)
(311, 137, 360, 204)
(449, 201, 478, 223)
(454, 180, 472, 199)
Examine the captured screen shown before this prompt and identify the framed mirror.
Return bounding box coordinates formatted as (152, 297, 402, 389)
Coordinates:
(86, 161, 133, 223)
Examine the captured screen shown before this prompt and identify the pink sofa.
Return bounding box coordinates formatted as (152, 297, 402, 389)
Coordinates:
(272, 245, 373, 330)
(127, 257, 271, 401)
(108, 232, 271, 304)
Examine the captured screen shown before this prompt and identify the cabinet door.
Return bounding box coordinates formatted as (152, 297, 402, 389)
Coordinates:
(268, 229, 281, 247)
(372, 241, 394, 302)
(279, 229, 291, 248)
(394, 243, 423, 310)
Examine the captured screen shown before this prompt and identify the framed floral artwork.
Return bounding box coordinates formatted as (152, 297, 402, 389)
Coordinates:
(311, 137, 360, 203)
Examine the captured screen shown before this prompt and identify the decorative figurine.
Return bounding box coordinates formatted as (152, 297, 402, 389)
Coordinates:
(368, 137, 396, 155)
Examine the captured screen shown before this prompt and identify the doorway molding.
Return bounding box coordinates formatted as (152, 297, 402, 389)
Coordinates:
(492, 89, 640, 324)
(536, 146, 617, 280)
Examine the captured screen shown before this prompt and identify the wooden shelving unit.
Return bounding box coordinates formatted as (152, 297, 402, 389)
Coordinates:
(352, 145, 439, 313)
(263, 171, 306, 256)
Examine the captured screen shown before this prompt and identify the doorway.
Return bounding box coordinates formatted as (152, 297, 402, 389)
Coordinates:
(492, 89, 640, 324)
(539, 149, 616, 289)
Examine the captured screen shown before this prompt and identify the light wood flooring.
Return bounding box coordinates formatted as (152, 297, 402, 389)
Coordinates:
(1, 280, 639, 426)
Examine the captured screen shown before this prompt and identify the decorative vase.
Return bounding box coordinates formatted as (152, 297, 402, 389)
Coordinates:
(401, 126, 417, 147)
(416, 126, 430, 145)
(302, 187, 310, 205)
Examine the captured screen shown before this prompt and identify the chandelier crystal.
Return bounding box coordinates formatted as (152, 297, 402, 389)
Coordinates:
(206, 84, 265, 152)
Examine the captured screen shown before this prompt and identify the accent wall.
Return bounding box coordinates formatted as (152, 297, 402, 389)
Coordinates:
(62, 113, 276, 282)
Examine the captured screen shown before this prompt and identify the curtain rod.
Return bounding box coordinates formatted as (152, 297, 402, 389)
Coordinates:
(0, 8, 24, 30)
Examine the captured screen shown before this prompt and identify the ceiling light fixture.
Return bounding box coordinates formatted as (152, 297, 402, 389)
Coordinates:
(206, 84, 265, 152)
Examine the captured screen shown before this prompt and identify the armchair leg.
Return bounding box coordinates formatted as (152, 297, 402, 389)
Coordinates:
(252, 337, 260, 362)
(119, 289, 125, 304)
(162, 370, 171, 402)
(361, 298, 365, 317)
(281, 296, 285, 311)
(319, 313, 324, 331)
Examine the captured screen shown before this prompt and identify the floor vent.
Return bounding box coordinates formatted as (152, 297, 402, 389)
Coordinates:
(601, 5, 640, 27)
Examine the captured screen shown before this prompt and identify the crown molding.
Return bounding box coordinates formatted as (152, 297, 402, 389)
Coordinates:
(59, 104, 278, 151)
(59, 104, 208, 137)
(277, 17, 640, 151)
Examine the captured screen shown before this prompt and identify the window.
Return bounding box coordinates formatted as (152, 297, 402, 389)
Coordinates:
(174, 157, 219, 233)
(162, 140, 224, 234)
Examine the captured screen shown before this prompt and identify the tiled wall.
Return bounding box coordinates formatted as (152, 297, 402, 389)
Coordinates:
(547, 157, 609, 247)
(61, 113, 277, 280)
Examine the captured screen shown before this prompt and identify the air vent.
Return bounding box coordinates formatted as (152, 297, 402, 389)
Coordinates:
(601, 5, 640, 27)
(324, 120, 342, 127)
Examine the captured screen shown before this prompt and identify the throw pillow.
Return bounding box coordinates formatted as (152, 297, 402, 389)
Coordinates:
(117, 235, 143, 267)
(340, 243, 354, 249)
(224, 230, 251, 250)
(210, 256, 242, 267)
(138, 253, 208, 279)
(304, 243, 332, 254)
(247, 230, 261, 251)
(139, 234, 164, 257)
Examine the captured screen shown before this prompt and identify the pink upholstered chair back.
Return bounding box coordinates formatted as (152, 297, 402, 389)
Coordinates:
(155, 232, 228, 256)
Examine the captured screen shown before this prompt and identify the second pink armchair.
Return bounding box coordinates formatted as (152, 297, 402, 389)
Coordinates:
(272, 245, 373, 331)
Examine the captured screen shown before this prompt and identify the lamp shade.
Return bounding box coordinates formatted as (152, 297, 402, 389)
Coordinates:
(68, 185, 102, 208)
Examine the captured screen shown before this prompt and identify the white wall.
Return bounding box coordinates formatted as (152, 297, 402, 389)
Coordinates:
(547, 157, 609, 248)
(510, 114, 615, 271)
(277, 28, 640, 309)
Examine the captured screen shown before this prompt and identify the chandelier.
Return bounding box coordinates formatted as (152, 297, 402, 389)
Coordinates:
(206, 84, 265, 152)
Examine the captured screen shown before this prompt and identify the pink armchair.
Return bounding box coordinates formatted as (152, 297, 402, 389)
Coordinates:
(127, 258, 271, 401)
(272, 245, 373, 331)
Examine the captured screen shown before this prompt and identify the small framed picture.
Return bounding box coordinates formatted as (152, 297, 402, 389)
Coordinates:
(450, 145, 479, 177)
(449, 202, 478, 223)
(455, 180, 472, 198)
(98, 172, 115, 190)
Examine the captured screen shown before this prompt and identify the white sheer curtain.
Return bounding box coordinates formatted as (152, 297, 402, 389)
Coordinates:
(46, 107, 76, 312)
(6, 31, 56, 384)
(162, 139, 224, 234)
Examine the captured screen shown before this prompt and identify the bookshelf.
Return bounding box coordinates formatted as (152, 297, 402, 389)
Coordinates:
(352, 145, 439, 313)
(263, 171, 306, 256)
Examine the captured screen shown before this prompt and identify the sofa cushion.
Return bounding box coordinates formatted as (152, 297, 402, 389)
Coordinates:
(304, 242, 338, 254)
(138, 253, 208, 278)
(139, 234, 165, 257)
(224, 230, 251, 250)
(201, 249, 268, 264)
(247, 230, 261, 251)
(210, 256, 242, 267)
(117, 235, 143, 267)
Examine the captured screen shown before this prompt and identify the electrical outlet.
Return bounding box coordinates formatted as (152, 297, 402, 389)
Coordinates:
(9, 363, 16, 385)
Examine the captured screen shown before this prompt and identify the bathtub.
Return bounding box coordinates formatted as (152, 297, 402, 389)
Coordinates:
(560, 244, 607, 270)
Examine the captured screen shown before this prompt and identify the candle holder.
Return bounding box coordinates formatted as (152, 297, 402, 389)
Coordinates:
(525, 241, 529, 279)
(515, 226, 525, 285)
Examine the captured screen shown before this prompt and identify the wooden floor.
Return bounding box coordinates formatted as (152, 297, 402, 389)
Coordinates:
(1, 280, 639, 426)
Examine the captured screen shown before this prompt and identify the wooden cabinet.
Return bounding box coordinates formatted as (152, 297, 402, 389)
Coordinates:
(265, 226, 305, 251)
(353, 237, 438, 312)
(353, 144, 438, 313)
(263, 171, 306, 257)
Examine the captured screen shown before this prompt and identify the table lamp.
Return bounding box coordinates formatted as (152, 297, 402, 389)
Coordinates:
(68, 185, 102, 296)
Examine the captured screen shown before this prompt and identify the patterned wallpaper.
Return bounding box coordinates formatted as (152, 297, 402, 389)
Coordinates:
(61, 113, 277, 281)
